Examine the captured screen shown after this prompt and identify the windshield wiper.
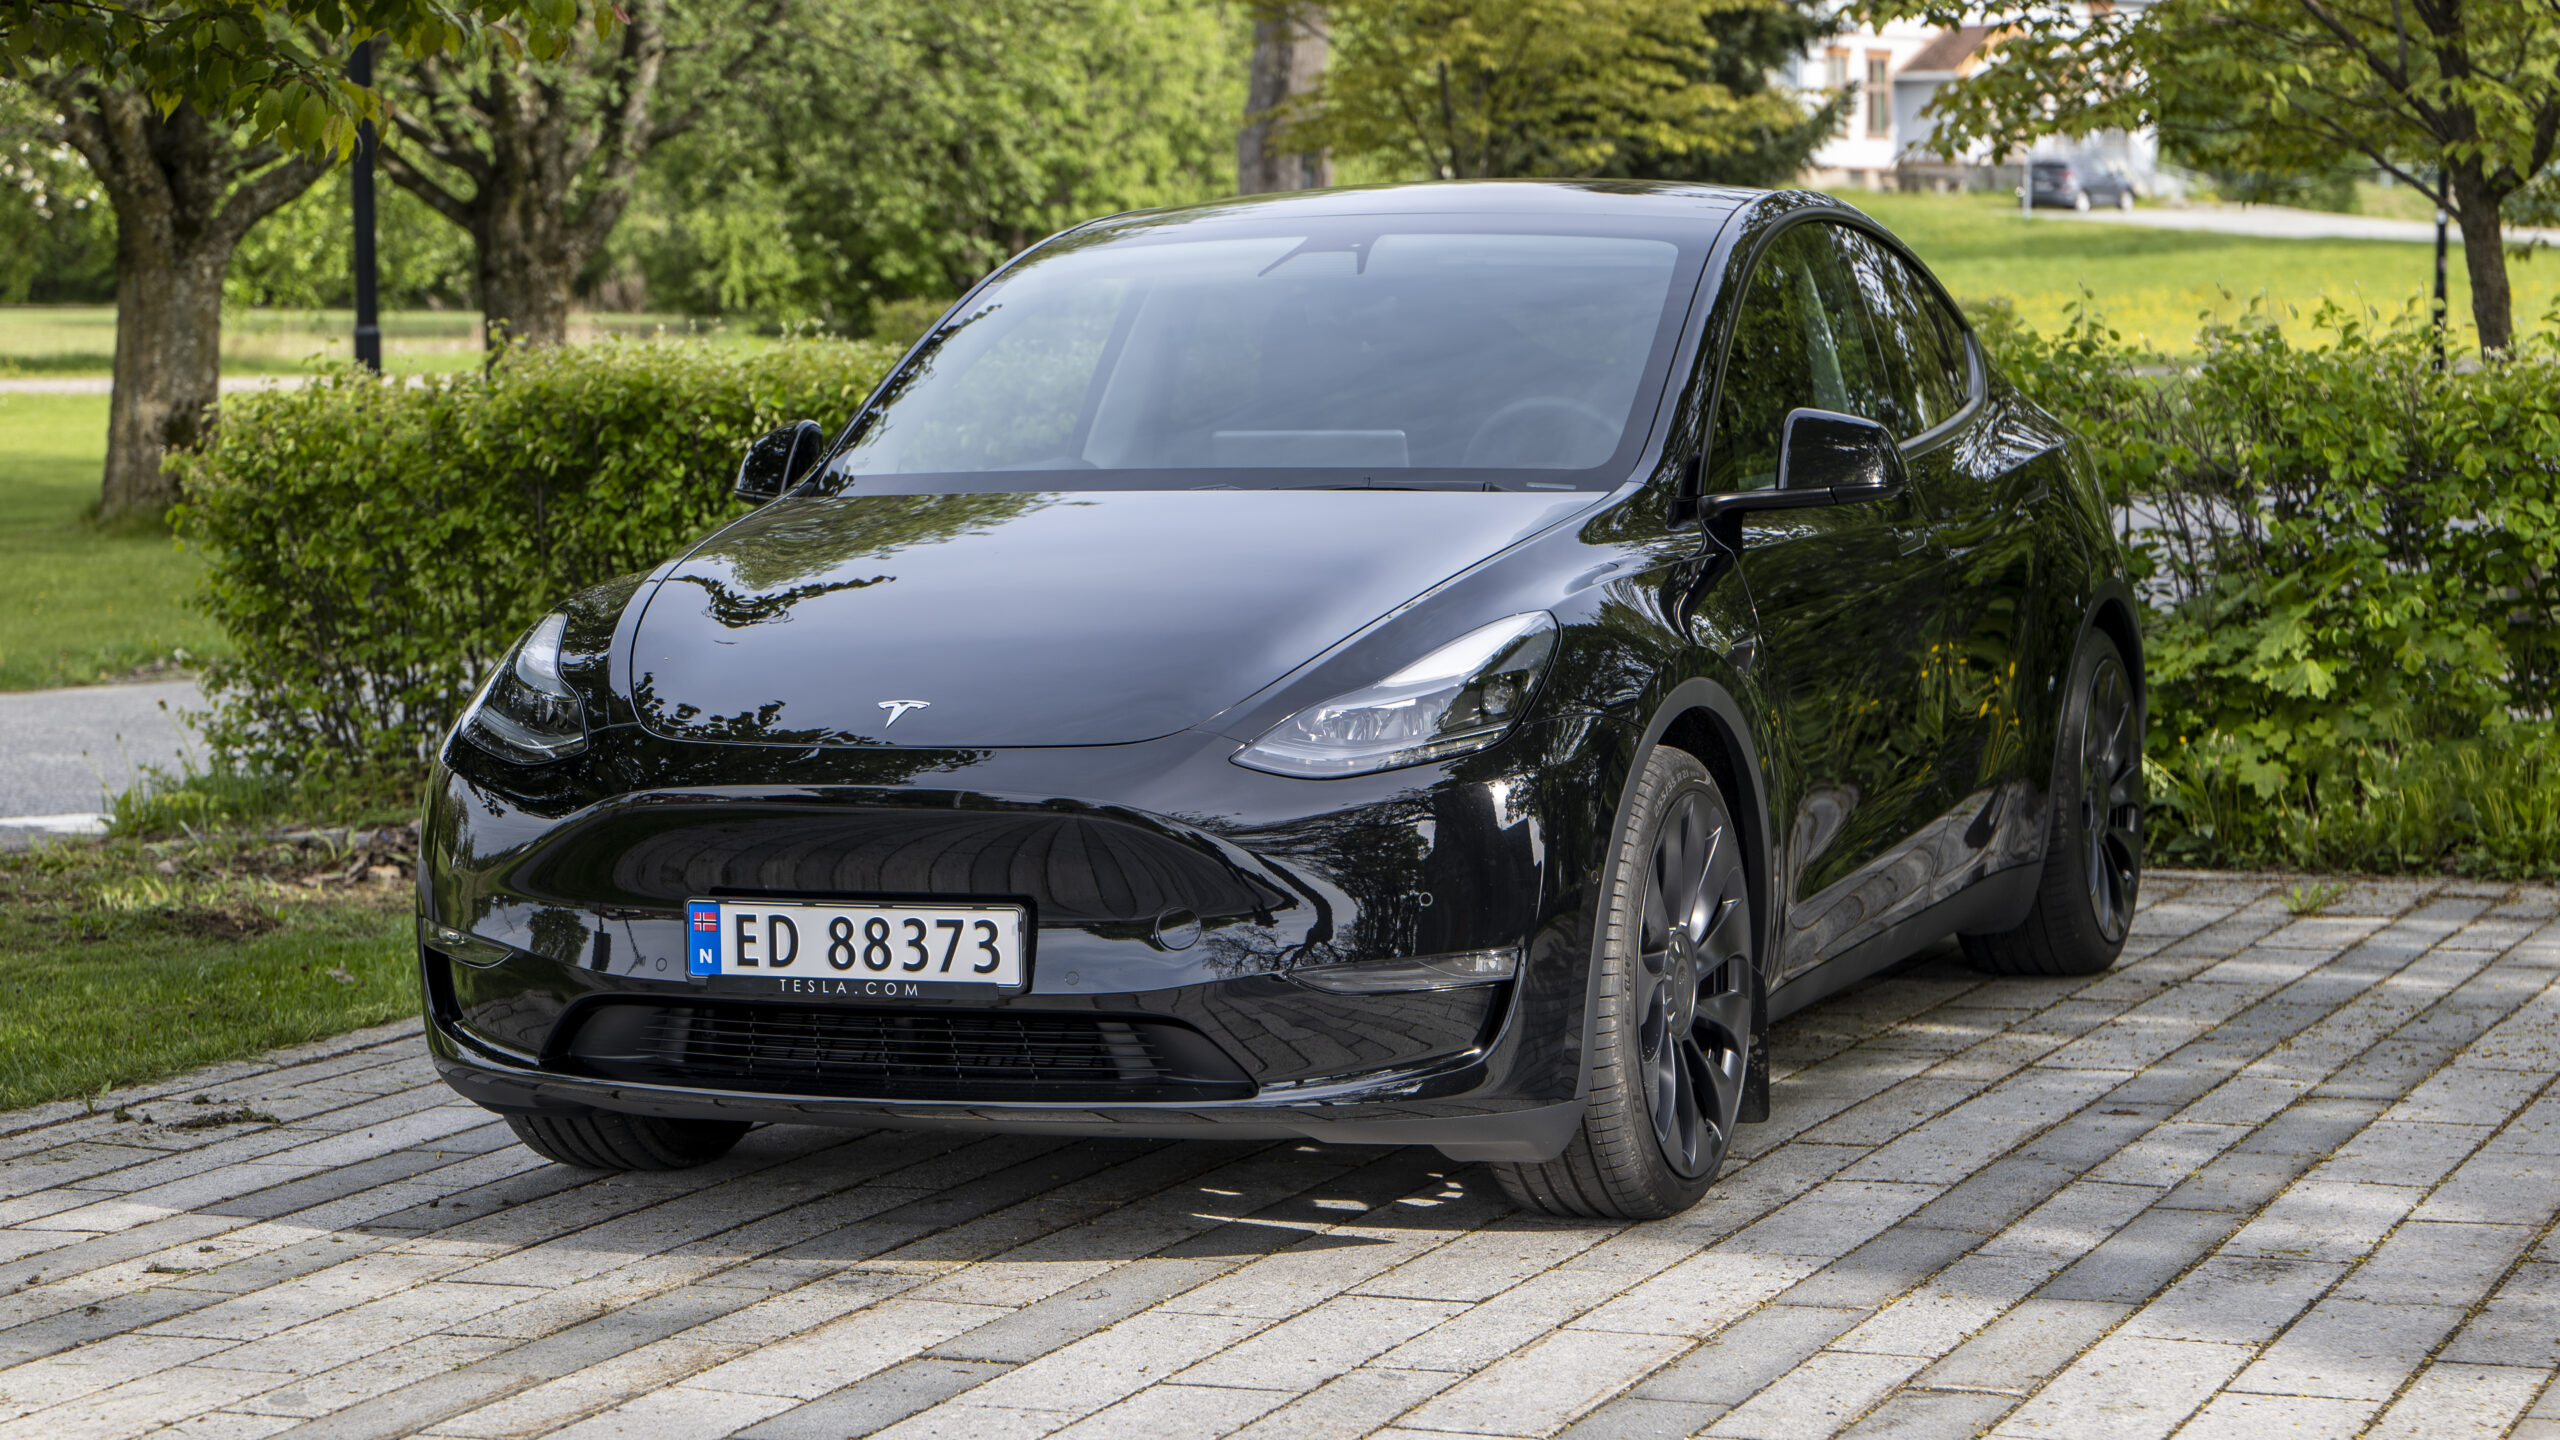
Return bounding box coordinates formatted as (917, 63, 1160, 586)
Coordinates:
(1275, 478, 1508, 492)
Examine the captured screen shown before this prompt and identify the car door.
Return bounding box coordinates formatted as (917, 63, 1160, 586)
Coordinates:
(1837, 228, 2047, 874)
(1703, 219, 1976, 980)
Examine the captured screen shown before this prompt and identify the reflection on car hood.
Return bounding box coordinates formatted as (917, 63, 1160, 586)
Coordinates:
(626, 488, 1592, 748)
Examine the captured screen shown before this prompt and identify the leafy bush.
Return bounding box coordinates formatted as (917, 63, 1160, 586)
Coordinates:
(1984, 300, 2560, 873)
(171, 338, 898, 779)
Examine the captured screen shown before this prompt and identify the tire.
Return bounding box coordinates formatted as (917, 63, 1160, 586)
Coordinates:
(2073, 192, 2092, 212)
(1961, 629, 2144, 977)
(2115, 191, 2135, 211)
(1492, 749, 1757, 1220)
(504, 1110, 752, 1171)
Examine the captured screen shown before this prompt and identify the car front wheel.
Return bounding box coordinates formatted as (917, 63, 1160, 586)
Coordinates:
(1492, 748, 1757, 1220)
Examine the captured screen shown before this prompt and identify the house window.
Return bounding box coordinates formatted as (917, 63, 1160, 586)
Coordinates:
(1865, 54, 1892, 138)
(1826, 49, 1851, 136)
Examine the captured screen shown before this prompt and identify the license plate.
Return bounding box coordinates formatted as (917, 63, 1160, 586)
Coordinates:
(686, 899, 1029, 1001)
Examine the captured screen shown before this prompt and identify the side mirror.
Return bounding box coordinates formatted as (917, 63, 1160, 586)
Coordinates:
(1692, 409, 1905, 527)
(734, 419, 827, 503)
(1777, 408, 1903, 499)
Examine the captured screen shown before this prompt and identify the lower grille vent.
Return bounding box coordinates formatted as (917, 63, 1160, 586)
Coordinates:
(564, 1002, 1255, 1102)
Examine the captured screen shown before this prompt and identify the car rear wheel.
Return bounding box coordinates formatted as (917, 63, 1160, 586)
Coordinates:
(504, 1110, 752, 1170)
(1962, 629, 2142, 977)
(2073, 192, 2092, 211)
(2115, 191, 2135, 211)
(1492, 748, 1757, 1220)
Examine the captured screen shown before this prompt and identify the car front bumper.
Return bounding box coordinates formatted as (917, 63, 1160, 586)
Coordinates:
(418, 713, 1633, 1162)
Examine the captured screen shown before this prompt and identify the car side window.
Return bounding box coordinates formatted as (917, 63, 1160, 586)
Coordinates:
(1905, 256, 1976, 421)
(1832, 227, 1971, 431)
(1705, 223, 1895, 493)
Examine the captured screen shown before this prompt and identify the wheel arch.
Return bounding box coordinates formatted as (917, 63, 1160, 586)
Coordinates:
(2087, 584, 2146, 704)
(1566, 674, 1778, 1106)
(1628, 678, 1778, 1034)
(2065, 578, 2148, 779)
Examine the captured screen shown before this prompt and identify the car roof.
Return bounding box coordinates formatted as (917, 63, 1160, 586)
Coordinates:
(1094, 179, 1770, 232)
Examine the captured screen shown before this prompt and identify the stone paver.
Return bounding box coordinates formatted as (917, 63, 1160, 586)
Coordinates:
(3, 871, 2557, 1438)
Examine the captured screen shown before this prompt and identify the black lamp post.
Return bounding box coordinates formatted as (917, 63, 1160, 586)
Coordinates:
(349, 37, 382, 373)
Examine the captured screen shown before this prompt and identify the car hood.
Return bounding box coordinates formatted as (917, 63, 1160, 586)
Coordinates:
(626, 488, 1593, 748)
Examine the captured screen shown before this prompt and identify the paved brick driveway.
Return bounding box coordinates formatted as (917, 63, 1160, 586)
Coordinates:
(3, 871, 2556, 1440)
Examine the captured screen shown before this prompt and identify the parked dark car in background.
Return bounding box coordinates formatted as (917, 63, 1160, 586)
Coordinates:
(419, 181, 2145, 1220)
(2028, 159, 2139, 211)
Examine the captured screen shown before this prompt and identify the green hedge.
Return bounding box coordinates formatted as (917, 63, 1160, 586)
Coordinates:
(1978, 301, 2560, 874)
(172, 339, 898, 775)
(174, 314, 2560, 876)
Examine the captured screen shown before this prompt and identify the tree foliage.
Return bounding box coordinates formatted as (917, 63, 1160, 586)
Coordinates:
(1865, 0, 2560, 350)
(1285, 0, 1839, 181)
(0, 81, 111, 302)
(1604, 0, 1841, 187)
(1, 0, 611, 155)
(610, 0, 1245, 326)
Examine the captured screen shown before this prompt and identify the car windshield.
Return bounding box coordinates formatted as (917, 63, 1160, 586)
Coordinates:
(825, 215, 1703, 493)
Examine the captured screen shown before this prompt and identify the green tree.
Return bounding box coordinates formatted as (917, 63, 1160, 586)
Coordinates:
(1863, 0, 2560, 351)
(3, 0, 609, 155)
(1608, 0, 1841, 187)
(4, 0, 612, 515)
(609, 0, 1246, 326)
(6, 78, 328, 513)
(1288, 0, 1838, 181)
(380, 0, 781, 347)
(0, 85, 110, 304)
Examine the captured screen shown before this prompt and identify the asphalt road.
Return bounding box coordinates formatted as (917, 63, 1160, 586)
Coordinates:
(0, 679, 204, 837)
(2027, 200, 2560, 247)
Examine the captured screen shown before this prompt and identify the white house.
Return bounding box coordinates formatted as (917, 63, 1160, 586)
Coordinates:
(1797, 21, 2160, 193)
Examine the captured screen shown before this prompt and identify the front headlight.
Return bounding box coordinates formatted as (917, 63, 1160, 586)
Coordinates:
(1235, 612, 1558, 778)
(455, 614, 588, 764)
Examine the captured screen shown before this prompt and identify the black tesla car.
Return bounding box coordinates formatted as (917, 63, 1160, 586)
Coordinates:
(420, 182, 2143, 1220)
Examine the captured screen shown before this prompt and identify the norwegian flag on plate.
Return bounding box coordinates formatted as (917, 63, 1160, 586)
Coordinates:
(687, 901, 722, 975)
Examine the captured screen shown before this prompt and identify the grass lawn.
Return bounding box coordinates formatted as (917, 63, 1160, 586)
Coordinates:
(0, 829, 416, 1111)
(1831, 190, 2560, 354)
(0, 392, 229, 690)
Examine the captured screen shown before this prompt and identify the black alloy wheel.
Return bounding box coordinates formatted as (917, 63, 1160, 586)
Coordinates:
(1635, 781, 1756, 1178)
(1962, 629, 2145, 977)
(1494, 748, 1758, 1218)
(2078, 648, 2141, 946)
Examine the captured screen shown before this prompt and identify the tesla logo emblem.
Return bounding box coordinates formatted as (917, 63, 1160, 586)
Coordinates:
(877, 699, 931, 726)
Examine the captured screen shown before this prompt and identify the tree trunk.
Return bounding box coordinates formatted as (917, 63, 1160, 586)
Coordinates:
(472, 141, 584, 347)
(104, 212, 230, 515)
(50, 90, 322, 517)
(2450, 169, 2514, 353)
(1239, 5, 1331, 194)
